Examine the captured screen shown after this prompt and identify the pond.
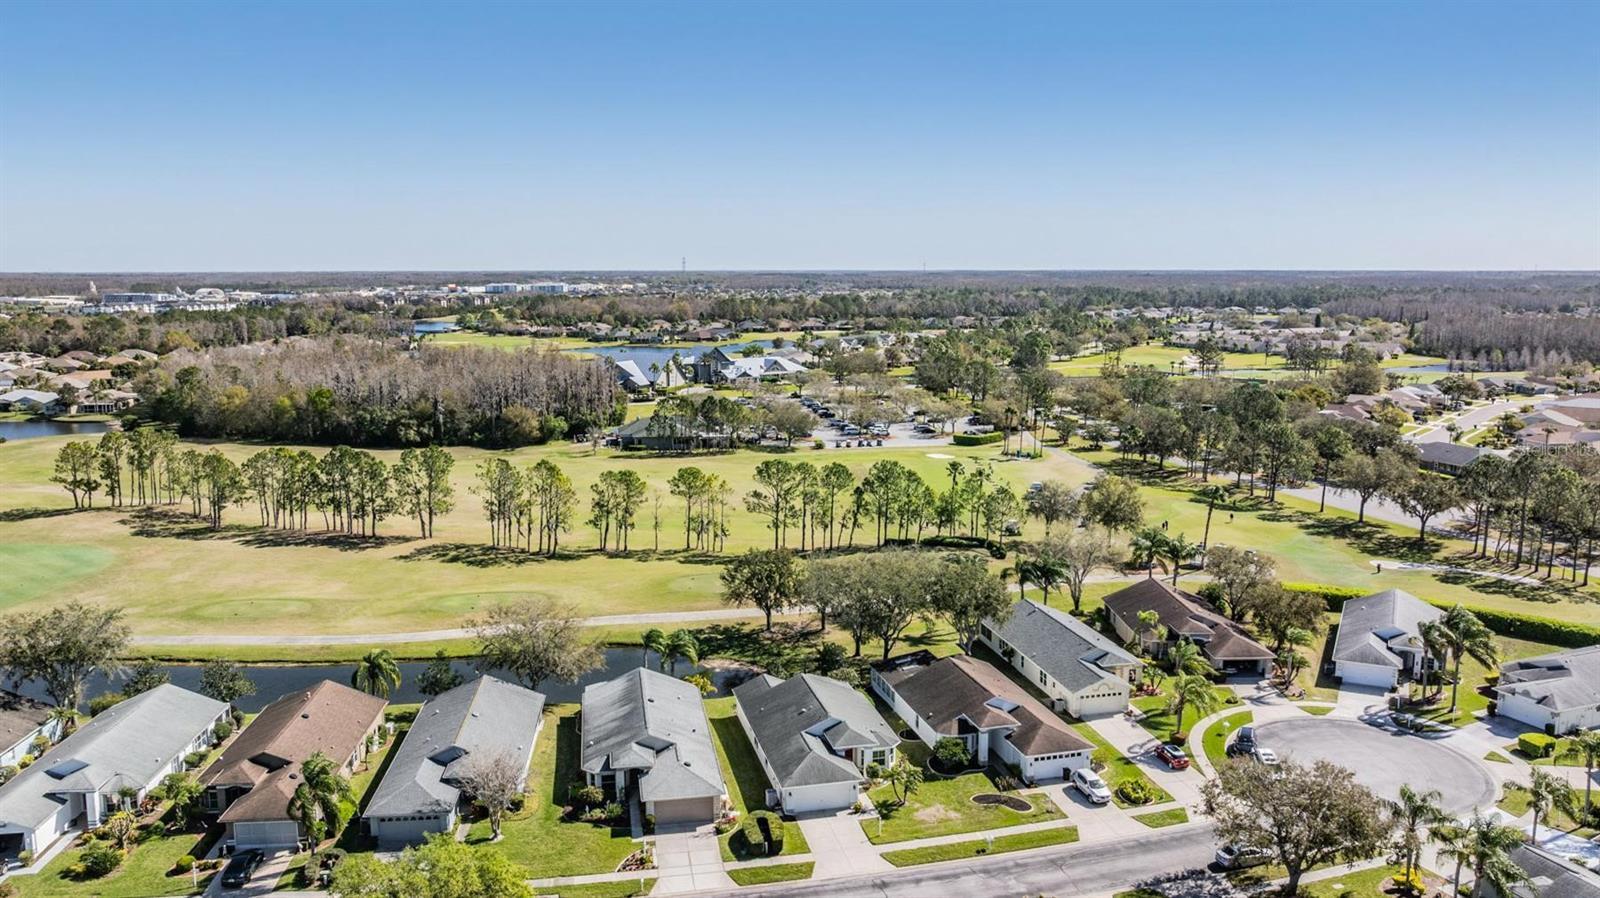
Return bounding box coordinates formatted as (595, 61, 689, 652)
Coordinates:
(0, 419, 113, 441)
(561, 340, 778, 370)
(411, 321, 459, 334)
(21, 648, 736, 713)
(1389, 363, 1451, 374)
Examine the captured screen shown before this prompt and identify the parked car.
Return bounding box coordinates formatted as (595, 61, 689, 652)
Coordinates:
(221, 849, 264, 889)
(1225, 725, 1257, 757)
(1252, 746, 1280, 765)
(1215, 844, 1272, 870)
(1155, 742, 1190, 769)
(1070, 768, 1113, 804)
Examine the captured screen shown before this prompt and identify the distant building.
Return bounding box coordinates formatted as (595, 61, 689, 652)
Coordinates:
(1496, 645, 1600, 734)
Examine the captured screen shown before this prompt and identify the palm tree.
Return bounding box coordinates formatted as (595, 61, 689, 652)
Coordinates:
(1436, 815, 1531, 898)
(1417, 619, 1449, 702)
(1161, 533, 1200, 588)
(1165, 673, 1221, 740)
(1276, 626, 1314, 688)
(1576, 730, 1600, 812)
(350, 649, 402, 698)
(1389, 785, 1448, 889)
(1131, 526, 1167, 579)
(286, 752, 352, 861)
(47, 706, 79, 738)
(1437, 606, 1498, 713)
(641, 627, 667, 668)
(1197, 485, 1228, 553)
(1166, 639, 1216, 678)
(662, 629, 700, 674)
(1520, 768, 1577, 846)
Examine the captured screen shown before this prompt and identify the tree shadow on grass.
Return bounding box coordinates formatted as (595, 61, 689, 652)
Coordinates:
(0, 506, 85, 522)
(120, 507, 413, 552)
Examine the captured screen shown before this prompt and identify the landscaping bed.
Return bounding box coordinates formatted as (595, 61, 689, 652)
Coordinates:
(971, 793, 1032, 812)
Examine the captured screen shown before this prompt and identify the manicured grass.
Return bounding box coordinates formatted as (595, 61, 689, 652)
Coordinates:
(14, 816, 216, 898)
(0, 435, 1084, 642)
(704, 697, 810, 862)
(1131, 676, 1239, 742)
(1302, 865, 1431, 898)
(1485, 750, 1512, 764)
(1405, 635, 1561, 728)
(1199, 710, 1253, 771)
(726, 861, 816, 885)
(880, 825, 1079, 867)
(1300, 705, 1336, 716)
(1498, 784, 1593, 835)
(1132, 807, 1190, 828)
(534, 879, 657, 898)
(1068, 721, 1173, 808)
(464, 704, 638, 878)
(862, 743, 1061, 844)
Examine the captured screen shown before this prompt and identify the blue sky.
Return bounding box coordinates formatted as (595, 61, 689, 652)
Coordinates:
(2, 0, 1596, 271)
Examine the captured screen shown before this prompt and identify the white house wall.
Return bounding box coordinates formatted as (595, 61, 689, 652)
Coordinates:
(1335, 661, 1399, 689)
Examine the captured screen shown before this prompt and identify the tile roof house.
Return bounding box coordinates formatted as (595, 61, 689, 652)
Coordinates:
(732, 673, 897, 814)
(0, 692, 63, 770)
(1331, 589, 1444, 689)
(870, 653, 1092, 784)
(579, 668, 727, 825)
(201, 680, 387, 850)
(1102, 578, 1275, 674)
(978, 599, 1142, 718)
(0, 685, 227, 862)
(1496, 646, 1600, 734)
(365, 676, 545, 849)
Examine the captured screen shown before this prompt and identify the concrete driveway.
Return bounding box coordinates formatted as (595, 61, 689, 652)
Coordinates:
(206, 849, 295, 897)
(796, 810, 891, 879)
(1253, 717, 1497, 814)
(652, 824, 734, 895)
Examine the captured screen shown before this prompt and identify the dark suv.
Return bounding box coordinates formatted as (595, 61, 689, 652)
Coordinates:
(220, 849, 264, 890)
(1225, 725, 1257, 757)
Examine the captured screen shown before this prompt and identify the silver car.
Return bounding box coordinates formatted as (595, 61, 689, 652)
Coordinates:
(1070, 768, 1113, 804)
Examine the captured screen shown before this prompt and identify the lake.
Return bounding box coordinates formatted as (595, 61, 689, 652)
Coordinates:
(21, 648, 734, 713)
(411, 321, 459, 334)
(562, 340, 778, 370)
(0, 420, 113, 441)
(1390, 363, 1451, 375)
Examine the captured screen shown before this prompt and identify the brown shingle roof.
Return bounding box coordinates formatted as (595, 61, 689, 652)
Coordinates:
(886, 655, 1090, 757)
(1103, 578, 1275, 663)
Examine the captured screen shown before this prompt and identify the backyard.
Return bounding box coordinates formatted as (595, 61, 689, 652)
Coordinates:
(703, 697, 811, 863)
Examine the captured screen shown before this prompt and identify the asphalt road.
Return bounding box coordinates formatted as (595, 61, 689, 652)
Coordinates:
(696, 823, 1219, 898)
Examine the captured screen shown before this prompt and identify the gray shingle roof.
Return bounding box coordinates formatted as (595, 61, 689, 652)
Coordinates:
(1103, 579, 1275, 663)
(733, 674, 896, 790)
(0, 685, 225, 831)
(879, 655, 1092, 757)
(580, 668, 725, 803)
(1332, 589, 1443, 669)
(986, 600, 1142, 694)
(1498, 645, 1600, 713)
(1508, 845, 1600, 898)
(365, 676, 545, 819)
(0, 692, 52, 753)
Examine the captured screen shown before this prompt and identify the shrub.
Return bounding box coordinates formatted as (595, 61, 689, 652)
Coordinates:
(573, 784, 605, 808)
(79, 841, 123, 878)
(0, 881, 14, 898)
(16, 849, 34, 868)
(0, 765, 17, 785)
(88, 693, 127, 717)
(30, 734, 51, 755)
(212, 720, 234, 742)
(865, 762, 884, 780)
(17, 755, 34, 769)
(933, 737, 971, 770)
(183, 751, 207, 770)
(953, 431, 1004, 446)
(1519, 733, 1557, 758)
(1114, 779, 1155, 806)
(174, 855, 195, 874)
(741, 811, 784, 855)
(602, 802, 623, 821)
(812, 439, 824, 450)
(1393, 871, 1424, 894)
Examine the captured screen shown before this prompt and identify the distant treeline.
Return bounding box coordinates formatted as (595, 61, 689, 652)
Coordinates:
(135, 338, 622, 448)
(1327, 293, 1600, 364)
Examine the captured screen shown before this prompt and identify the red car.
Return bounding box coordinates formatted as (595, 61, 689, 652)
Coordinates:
(1155, 742, 1190, 769)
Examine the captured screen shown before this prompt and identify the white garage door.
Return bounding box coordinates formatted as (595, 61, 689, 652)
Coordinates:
(371, 814, 449, 849)
(1336, 661, 1397, 689)
(232, 820, 301, 850)
(652, 797, 717, 825)
(782, 782, 858, 814)
(1076, 686, 1132, 719)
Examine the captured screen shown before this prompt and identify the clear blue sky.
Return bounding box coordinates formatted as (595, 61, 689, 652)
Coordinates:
(2, 0, 1596, 271)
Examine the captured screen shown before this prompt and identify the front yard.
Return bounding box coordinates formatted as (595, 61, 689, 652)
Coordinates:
(13, 812, 217, 898)
(1131, 676, 1239, 741)
(703, 697, 810, 863)
(1198, 710, 1253, 771)
(1069, 721, 1173, 808)
(1406, 635, 1562, 729)
(463, 704, 639, 879)
(861, 742, 1063, 844)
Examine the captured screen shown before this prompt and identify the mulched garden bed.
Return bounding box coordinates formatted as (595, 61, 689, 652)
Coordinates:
(971, 793, 1032, 812)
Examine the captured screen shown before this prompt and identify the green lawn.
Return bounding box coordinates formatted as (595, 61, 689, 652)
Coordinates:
(533, 880, 657, 898)
(0, 434, 1086, 644)
(1498, 784, 1594, 836)
(862, 743, 1061, 844)
(1485, 750, 1512, 764)
(1199, 710, 1253, 771)
(1301, 865, 1432, 898)
(1406, 635, 1561, 728)
(1300, 705, 1335, 716)
(14, 815, 217, 898)
(1132, 807, 1190, 828)
(463, 704, 639, 879)
(726, 862, 815, 885)
(1068, 721, 1173, 808)
(1131, 676, 1238, 742)
(704, 697, 810, 862)
(880, 826, 1079, 867)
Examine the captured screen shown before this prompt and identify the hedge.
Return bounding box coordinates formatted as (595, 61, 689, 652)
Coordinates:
(884, 534, 1007, 559)
(740, 811, 784, 856)
(1283, 582, 1600, 648)
(1518, 732, 1557, 758)
(952, 431, 1004, 446)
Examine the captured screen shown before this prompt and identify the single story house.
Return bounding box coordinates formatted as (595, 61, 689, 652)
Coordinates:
(0, 685, 227, 863)
(978, 599, 1142, 718)
(612, 360, 653, 393)
(733, 673, 897, 815)
(1331, 589, 1443, 689)
(870, 652, 1092, 784)
(201, 680, 387, 850)
(579, 668, 727, 825)
(1415, 441, 1498, 475)
(1497, 844, 1600, 898)
(1495, 645, 1600, 734)
(1103, 578, 1275, 675)
(0, 389, 61, 414)
(365, 676, 544, 849)
(74, 390, 139, 415)
(0, 693, 61, 769)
